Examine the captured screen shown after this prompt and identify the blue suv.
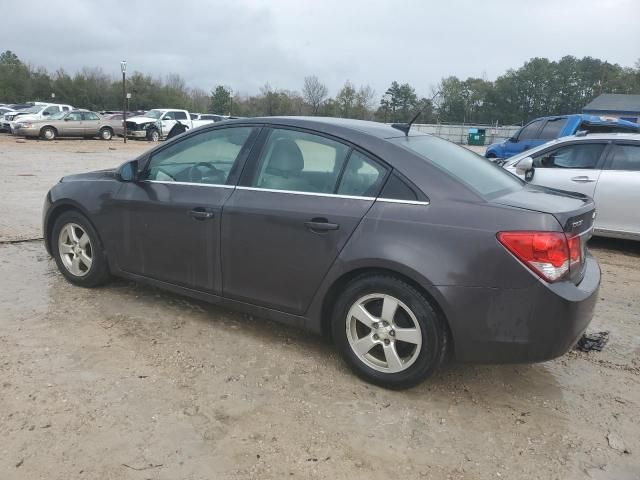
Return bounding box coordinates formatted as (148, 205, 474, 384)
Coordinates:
(485, 114, 640, 159)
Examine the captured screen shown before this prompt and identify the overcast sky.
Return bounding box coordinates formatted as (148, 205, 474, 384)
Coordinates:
(3, 0, 639, 97)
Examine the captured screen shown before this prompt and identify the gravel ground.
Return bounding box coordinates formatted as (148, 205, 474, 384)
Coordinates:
(0, 134, 639, 479)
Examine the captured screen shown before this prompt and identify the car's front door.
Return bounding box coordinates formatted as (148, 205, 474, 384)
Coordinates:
(112, 126, 259, 293)
(81, 111, 101, 136)
(61, 111, 84, 136)
(527, 141, 608, 197)
(593, 142, 640, 236)
(507, 119, 544, 156)
(221, 127, 389, 314)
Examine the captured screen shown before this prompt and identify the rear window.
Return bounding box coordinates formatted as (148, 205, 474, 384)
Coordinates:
(390, 135, 523, 197)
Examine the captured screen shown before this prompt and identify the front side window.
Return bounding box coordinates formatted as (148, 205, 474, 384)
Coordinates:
(608, 144, 640, 171)
(163, 111, 176, 120)
(337, 151, 387, 197)
(518, 120, 543, 140)
(43, 106, 59, 115)
(391, 135, 522, 197)
(252, 129, 350, 194)
(145, 127, 254, 185)
(539, 118, 567, 139)
(533, 143, 605, 169)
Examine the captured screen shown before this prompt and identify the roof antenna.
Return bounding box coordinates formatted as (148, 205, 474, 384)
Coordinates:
(391, 108, 423, 136)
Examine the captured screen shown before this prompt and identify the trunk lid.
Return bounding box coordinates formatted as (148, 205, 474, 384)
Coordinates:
(493, 184, 595, 284)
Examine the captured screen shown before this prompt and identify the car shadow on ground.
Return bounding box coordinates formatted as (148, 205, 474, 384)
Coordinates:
(589, 236, 640, 257)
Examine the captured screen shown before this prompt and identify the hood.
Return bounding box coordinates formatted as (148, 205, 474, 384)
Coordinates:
(15, 115, 44, 123)
(61, 168, 117, 182)
(126, 115, 159, 124)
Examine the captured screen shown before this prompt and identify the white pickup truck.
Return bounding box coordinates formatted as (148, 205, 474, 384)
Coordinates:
(125, 108, 216, 141)
(2, 103, 74, 133)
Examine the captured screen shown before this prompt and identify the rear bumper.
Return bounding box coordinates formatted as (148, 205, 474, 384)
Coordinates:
(438, 255, 600, 363)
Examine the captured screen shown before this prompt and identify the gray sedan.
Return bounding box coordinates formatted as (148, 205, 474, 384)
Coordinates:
(14, 110, 124, 140)
(43, 117, 600, 388)
(504, 133, 640, 240)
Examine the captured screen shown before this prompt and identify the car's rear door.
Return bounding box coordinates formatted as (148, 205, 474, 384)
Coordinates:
(221, 127, 389, 314)
(112, 125, 259, 293)
(593, 141, 640, 237)
(526, 141, 609, 197)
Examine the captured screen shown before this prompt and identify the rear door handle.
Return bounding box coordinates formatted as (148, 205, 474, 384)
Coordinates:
(189, 208, 215, 220)
(304, 218, 339, 232)
(570, 176, 596, 183)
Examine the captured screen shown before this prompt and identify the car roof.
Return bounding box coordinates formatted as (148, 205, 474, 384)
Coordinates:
(504, 132, 640, 166)
(224, 116, 422, 139)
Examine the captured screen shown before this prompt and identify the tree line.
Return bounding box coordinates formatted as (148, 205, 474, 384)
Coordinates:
(1, 50, 638, 125)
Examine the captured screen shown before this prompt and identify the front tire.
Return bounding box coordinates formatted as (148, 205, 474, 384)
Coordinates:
(51, 211, 111, 287)
(41, 126, 56, 141)
(148, 129, 160, 142)
(332, 275, 447, 389)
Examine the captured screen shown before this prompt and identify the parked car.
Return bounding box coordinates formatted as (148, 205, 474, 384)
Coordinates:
(486, 114, 640, 160)
(14, 109, 124, 140)
(503, 132, 640, 240)
(125, 108, 215, 141)
(0, 103, 33, 132)
(43, 117, 600, 389)
(2, 103, 74, 133)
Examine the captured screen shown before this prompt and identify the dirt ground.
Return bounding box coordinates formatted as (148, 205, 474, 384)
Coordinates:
(0, 134, 639, 480)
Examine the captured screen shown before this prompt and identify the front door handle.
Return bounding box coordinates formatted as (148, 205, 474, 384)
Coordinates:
(304, 218, 339, 232)
(570, 176, 596, 183)
(189, 208, 215, 220)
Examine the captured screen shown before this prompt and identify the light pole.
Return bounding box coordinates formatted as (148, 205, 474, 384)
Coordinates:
(121, 60, 127, 143)
(51, 92, 55, 102)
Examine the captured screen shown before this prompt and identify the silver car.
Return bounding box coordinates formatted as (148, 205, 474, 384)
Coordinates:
(504, 133, 640, 240)
(13, 110, 124, 140)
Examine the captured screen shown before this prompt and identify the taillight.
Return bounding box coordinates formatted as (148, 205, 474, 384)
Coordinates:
(497, 231, 581, 282)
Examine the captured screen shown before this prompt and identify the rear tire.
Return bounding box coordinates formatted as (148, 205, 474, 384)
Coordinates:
(51, 211, 111, 287)
(41, 126, 56, 141)
(99, 127, 113, 140)
(331, 274, 447, 389)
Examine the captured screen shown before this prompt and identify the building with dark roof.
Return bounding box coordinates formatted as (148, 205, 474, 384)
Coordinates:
(583, 93, 640, 123)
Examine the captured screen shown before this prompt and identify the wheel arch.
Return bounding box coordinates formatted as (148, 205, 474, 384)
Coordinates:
(318, 265, 454, 357)
(40, 125, 58, 136)
(45, 201, 104, 255)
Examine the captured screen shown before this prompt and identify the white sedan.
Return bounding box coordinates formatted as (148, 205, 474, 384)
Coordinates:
(504, 133, 640, 240)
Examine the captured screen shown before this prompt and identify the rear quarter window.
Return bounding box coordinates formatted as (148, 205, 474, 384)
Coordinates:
(391, 135, 523, 198)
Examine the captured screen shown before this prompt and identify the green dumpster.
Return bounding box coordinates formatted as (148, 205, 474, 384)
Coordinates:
(467, 128, 486, 146)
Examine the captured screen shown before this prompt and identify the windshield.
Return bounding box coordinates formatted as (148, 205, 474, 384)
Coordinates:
(24, 105, 44, 113)
(390, 135, 523, 198)
(144, 110, 163, 119)
(49, 112, 66, 120)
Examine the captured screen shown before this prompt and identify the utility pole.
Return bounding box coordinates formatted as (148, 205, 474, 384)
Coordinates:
(121, 60, 127, 143)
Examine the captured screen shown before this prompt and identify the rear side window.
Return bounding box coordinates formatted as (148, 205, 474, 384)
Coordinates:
(174, 111, 188, 120)
(533, 143, 606, 169)
(390, 135, 522, 197)
(380, 173, 421, 201)
(608, 144, 640, 171)
(337, 151, 387, 197)
(518, 120, 543, 140)
(252, 129, 350, 194)
(539, 118, 567, 139)
(83, 112, 100, 121)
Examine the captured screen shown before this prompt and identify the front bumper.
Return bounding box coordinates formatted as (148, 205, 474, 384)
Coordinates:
(438, 254, 601, 363)
(126, 130, 148, 138)
(13, 126, 40, 137)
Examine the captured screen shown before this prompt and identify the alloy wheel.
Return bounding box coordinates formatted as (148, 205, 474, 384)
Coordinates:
(58, 223, 93, 277)
(346, 293, 422, 373)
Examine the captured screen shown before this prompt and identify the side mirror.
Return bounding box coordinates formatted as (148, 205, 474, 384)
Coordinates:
(508, 136, 517, 143)
(515, 156, 534, 176)
(42, 111, 50, 116)
(118, 159, 139, 182)
(64, 117, 70, 121)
